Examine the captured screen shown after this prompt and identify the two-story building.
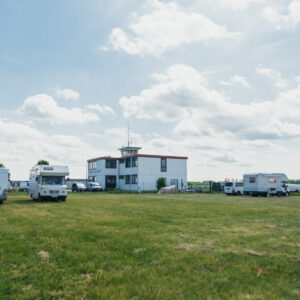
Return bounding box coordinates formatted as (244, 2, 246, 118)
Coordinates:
(87, 146, 188, 191)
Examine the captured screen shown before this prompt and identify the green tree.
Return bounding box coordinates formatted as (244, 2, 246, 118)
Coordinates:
(0, 163, 5, 168)
(37, 160, 50, 165)
(156, 177, 166, 191)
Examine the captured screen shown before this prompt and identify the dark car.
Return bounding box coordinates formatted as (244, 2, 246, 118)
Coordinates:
(72, 183, 87, 192)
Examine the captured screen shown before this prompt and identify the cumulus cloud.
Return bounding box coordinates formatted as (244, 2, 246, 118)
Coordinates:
(55, 88, 80, 101)
(216, 0, 264, 11)
(220, 75, 250, 87)
(263, 0, 300, 30)
(256, 65, 288, 88)
(108, 0, 238, 56)
(120, 64, 300, 142)
(87, 104, 116, 117)
(20, 94, 99, 125)
(0, 118, 99, 179)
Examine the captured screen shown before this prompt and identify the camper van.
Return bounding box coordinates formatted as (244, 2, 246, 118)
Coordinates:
(224, 181, 243, 195)
(29, 165, 69, 201)
(243, 173, 289, 197)
(0, 168, 9, 204)
(20, 181, 29, 192)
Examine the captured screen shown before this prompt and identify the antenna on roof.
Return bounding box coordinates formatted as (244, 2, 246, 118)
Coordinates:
(127, 122, 130, 147)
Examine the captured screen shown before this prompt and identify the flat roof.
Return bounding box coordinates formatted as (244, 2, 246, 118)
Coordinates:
(88, 154, 188, 163)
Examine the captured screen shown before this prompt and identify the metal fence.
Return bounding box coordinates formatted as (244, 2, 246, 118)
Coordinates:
(187, 182, 225, 193)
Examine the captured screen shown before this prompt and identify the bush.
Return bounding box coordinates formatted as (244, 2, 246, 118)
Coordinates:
(156, 177, 166, 191)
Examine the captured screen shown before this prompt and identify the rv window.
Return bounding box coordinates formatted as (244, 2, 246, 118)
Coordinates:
(41, 176, 65, 185)
(225, 182, 233, 187)
(36, 177, 38, 181)
(249, 177, 256, 183)
(235, 182, 243, 187)
(268, 177, 276, 183)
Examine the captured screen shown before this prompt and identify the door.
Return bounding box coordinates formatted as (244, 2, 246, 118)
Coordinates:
(171, 179, 179, 190)
(105, 176, 117, 189)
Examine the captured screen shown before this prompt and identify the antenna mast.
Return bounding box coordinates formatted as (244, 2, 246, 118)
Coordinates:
(127, 122, 130, 147)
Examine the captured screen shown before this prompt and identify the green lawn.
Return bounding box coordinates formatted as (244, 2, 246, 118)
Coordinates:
(0, 192, 299, 299)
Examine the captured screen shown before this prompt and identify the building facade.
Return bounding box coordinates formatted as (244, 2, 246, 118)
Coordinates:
(87, 147, 188, 191)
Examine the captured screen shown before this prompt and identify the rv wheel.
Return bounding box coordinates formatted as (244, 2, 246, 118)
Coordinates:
(286, 192, 289, 197)
(236, 191, 241, 196)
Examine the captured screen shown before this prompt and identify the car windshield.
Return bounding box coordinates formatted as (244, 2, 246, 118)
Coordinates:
(91, 183, 99, 186)
(77, 184, 86, 188)
(41, 176, 65, 185)
(225, 182, 233, 187)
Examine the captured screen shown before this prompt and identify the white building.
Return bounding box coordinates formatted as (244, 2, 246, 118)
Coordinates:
(87, 146, 188, 191)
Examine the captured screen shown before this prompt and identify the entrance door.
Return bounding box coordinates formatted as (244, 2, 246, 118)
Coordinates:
(105, 176, 117, 189)
(171, 179, 179, 190)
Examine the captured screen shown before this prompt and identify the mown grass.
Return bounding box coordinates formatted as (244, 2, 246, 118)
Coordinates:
(0, 192, 299, 299)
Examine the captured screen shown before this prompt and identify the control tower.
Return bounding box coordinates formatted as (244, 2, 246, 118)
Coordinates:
(118, 146, 142, 157)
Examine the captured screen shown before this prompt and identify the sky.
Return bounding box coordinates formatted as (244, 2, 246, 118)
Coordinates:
(1, 0, 300, 181)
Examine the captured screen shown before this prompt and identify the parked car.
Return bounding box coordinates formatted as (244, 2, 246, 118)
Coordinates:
(0, 168, 9, 204)
(20, 181, 29, 192)
(86, 182, 103, 192)
(72, 183, 87, 192)
(224, 182, 243, 195)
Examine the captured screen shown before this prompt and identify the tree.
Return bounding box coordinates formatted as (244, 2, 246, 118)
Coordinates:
(37, 160, 49, 165)
(0, 163, 5, 168)
(156, 177, 166, 191)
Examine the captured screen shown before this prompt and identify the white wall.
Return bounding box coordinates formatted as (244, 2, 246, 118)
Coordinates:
(88, 157, 187, 191)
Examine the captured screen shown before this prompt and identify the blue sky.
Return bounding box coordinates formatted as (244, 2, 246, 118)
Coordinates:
(1, 0, 300, 180)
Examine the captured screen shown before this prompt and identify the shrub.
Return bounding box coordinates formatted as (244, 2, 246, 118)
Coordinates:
(156, 177, 166, 191)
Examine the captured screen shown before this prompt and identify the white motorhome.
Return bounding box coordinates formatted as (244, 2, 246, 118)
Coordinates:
(0, 168, 9, 204)
(243, 173, 289, 197)
(29, 165, 69, 201)
(20, 181, 30, 192)
(224, 181, 243, 195)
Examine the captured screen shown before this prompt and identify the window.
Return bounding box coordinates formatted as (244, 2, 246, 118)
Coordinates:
(105, 160, 117, 169)
(105, 176, 117, 189)
(132, 157, 138, 167)
(88, 161, 97, 170)
(119, 159, 124, 164)
(249, 177, 256, 183)
(125, 175, 131, 184)
(88, 176, 96, 182)
(126, 158, 131, 168)
(132, 175, 138, 184)
(268, 177, 276, 183)
(161, 158, 167, 172)
(235, 182, 243, 187)
(225, 182, 233, 187)
(41, 176, 65, 185)
(119, 175, 124, 180)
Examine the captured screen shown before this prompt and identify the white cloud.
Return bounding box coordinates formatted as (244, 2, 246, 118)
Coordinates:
(87, 104, 116, 117)
(108, 0, 238, 56)
(256, 65, 288, 88)
(120, 64, 300, 142)
(98, 46, 110, 52)
(20, 94, 99, 125)
(263, 0, 300, 30)
(55, 88, 80, 101)
(215, 0, 265, 11)
(0, 118, 99, 179)
(220, 75, 250, 87)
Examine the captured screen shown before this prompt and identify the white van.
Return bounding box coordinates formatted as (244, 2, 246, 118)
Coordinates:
(243, 173, 289, 197)
(20, 181, 30, 192)
(224, 182, 243, 195)
(0, 168, 9, 204)
(29, 165, 69, 201)
(286, 184, 300, 193)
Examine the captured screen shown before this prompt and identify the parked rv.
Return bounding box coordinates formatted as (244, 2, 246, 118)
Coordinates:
(20, 181, 29, 192)
(29, 165, 69, 201)
(286, 184, 300, 193)
(224, 182, 243, 195)
(72, 183, 87, 192)
(86, 182, 103, 192)
(0, 168, 9, 204)
(243, 173, 289, 197)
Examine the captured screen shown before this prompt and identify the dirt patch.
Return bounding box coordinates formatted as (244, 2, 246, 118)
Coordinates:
(38, 251, 49, 259)
(81, 274, 92, 280)
(243, 249, 265, 256)
(175, 243, 198, 251)
(133, 248, 146, 253)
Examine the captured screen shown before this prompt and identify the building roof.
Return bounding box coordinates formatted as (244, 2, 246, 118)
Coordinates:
(87, 154, 188, 163)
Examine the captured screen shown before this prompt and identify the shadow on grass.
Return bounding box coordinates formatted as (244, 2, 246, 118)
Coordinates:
(6, 199, 65, 205)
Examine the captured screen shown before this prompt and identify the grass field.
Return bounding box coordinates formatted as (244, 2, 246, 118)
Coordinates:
(0, 192, 299, 299)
